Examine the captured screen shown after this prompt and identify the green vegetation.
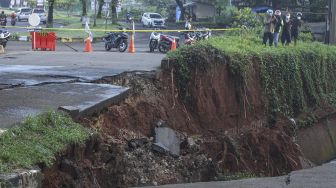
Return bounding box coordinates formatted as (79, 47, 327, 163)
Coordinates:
(167, 35, 336, 124)
(0, 111, 90, 172)
(217, 172, 257, 181)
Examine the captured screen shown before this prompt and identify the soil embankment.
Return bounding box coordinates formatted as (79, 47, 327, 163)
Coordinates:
(41, 44, 309, 188)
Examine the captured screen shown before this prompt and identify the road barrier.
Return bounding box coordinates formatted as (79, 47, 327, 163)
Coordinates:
(30, 32, 56, 51)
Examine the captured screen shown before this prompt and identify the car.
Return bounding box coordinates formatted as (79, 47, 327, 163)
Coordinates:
(32, 8, 47, 24)
(141, 12, 165, 28)
(17, 7, 32, 22)
(252, 6, 272, 13)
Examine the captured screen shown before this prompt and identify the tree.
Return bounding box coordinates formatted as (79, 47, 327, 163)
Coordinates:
(57, 0, 78, 18)
(215, 0, 229, 16)
(110, 0, 118, 24)
(81, 0, 87, 18)
(47, 0, 55, 28)
(175, 0, 185, 20)
(97, 0, 105, 18)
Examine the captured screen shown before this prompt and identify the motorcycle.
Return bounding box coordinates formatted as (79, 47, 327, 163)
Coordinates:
(126, 13, 133, 24)
(183, 28, 211, 45)
(0, 28, 10, 48)
(149, 31, 161, 52)
(103, 29, 129, 52)
(10, 13, 16, 26)
(0, 17, 6, 27)
(157, 34, 179, 54)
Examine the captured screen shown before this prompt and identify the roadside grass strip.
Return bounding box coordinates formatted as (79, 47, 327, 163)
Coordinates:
(0, 111, 90, 173)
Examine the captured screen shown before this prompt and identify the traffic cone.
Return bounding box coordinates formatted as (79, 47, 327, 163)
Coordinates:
(171, 38, 177, 51)
(128, 34, 135, 53)
(84, 37, 93, 52)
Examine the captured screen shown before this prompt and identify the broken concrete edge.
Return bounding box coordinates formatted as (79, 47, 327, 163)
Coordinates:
(58, 87, 130, 120)
(10, 36, 104, 43)
(0, 168, 42, 188)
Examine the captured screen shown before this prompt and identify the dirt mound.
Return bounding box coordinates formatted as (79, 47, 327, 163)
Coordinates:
(42, 50, 303, 187)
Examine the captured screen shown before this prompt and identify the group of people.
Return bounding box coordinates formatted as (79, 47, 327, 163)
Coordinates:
(263, 9, 302, 47)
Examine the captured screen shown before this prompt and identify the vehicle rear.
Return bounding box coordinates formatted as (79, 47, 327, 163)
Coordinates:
(17, 8, 31, 21)
(32, 8, 47, 24)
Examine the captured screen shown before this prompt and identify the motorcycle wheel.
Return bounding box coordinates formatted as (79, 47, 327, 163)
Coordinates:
(105, 43, 112, 51)
(118, 40, 128, 52)
(158, 43, 169, 54)
(149, 40, 156, 52)
(1, 41, 7, 48)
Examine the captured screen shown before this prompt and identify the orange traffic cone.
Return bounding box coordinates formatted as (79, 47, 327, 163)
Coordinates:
(84, 37, 93, 52)
(171, 38, 177, 51)
(128, 34, 135, 53)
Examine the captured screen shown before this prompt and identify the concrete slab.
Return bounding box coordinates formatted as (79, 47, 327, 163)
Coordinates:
(0, 83, 128, 129)
(154, 127, 180, 156)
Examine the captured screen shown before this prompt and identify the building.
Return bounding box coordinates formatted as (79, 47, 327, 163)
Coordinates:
(183, 0, 216, 21)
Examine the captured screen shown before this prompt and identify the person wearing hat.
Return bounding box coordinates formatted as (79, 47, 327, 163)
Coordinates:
(291, 12, 303, 45)
(263, 9, 276, 46)
(273, 10, 283, 47)
(281, 13, 292, 46)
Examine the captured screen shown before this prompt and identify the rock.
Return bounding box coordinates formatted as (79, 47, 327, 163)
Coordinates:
(187, 137, 196, 147)
(128, 138, 149, 149)
(155, 119, 168, 127)
(153, 126, 180, 156)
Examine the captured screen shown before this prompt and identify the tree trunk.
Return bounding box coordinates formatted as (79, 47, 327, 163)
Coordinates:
(111, 2, 117, 24)
(47, 0, 54, 28)
(97, 0, 104, 18)
(81, 0, 87, 17)
(176, 0, 185, 21)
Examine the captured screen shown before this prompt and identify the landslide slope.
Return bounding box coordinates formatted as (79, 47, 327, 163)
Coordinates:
(43, 36, 336, 187)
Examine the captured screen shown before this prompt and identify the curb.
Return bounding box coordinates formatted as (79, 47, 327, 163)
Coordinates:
(12, 36, 104, 43)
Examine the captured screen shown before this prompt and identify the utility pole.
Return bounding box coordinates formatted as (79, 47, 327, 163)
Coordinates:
(330, 0, 336, 44)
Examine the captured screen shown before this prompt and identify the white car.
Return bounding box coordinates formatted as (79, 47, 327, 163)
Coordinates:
(141, 12, 165, 28)
(17, 7, 32, 22)
(32, 8, 47, 24)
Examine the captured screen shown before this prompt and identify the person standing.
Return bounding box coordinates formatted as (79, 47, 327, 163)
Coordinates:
(273, 10, 283, 47)
(292, 12, 303, 45)
(281, 13, 292, 46)
(263, 9, 276, 46)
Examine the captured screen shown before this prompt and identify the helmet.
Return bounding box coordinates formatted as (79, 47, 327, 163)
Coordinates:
(275, 10, 281, 16)
(297, 12, 302, 17)
(267, 9, 273, 15)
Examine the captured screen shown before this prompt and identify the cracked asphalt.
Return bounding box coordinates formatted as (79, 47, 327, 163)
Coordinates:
(0, 41, 165, 129)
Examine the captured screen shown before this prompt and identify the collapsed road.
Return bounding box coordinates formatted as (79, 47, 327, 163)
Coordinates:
(0, 51, 164, 130)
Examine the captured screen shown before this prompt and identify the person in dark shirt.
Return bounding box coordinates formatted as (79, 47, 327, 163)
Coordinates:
(292, 12, 302, 45)
(281, 13, 292, 46)
(273, 10, 283, 47)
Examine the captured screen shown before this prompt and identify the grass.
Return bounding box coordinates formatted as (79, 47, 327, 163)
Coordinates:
(167, 33, 336, 124)
(0, 111, 90, 173)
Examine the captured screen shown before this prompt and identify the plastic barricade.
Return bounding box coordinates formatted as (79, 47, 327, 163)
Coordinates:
(30, 32, 56, 51)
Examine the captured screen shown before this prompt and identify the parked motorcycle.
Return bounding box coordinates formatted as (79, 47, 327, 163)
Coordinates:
(10, 12, 16, 26)
(103, 29, 128, 52)
(149, 31, 161, 52)
(126, 13, 133, 24)
(157, 34, 179, 54)
(183, 28, 211, 45)
(0, 28, 10, 48)
(0, 17, 6, 27)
